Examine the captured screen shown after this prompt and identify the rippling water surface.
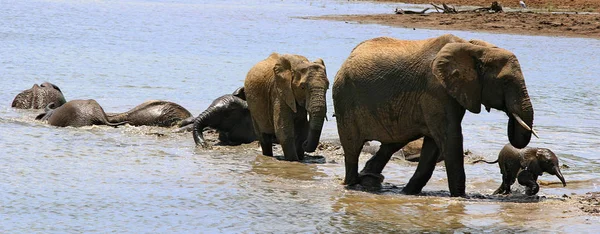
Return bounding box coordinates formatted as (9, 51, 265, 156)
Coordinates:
(1, 0, 599, 232)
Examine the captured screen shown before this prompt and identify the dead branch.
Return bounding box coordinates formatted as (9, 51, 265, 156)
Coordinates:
(430, 2, 503, 14)
(430, 2, 457, 13)
(473, 1, 504, 13)
(395, 7, 431, 15)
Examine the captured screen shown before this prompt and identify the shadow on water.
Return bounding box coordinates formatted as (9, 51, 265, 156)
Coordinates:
(250, 155, 328, 181)
(347, 182, 565, 203)
(271, 154, 327, 164)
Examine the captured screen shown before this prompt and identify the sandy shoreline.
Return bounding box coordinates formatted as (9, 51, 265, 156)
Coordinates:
(310, 1, 600, 39)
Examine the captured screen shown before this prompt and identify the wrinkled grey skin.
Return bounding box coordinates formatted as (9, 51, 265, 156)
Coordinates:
(245, 53, 329, 161)
(36, 99, 127, 127)
(475, 144, 567, 196)
(186, 87, 257, 148)
(333, 35, 535, 197)
(107, 100, 192, 127)
(12, 82, 66, 109)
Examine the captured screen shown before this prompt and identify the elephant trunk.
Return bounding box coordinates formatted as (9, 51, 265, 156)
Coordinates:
(193, 107, 215, 148)
(303, 87, 327, 153)
(552, 166, 567, 187)
(507, 82, 534, 149)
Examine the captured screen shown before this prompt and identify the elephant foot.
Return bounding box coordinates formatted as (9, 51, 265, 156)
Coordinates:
(343, 176, 359, 186)
(401, 182, 422, 195)
(358, 172, 384, 191)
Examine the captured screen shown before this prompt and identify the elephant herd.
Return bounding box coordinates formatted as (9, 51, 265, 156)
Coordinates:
(11, 34, 567, 197)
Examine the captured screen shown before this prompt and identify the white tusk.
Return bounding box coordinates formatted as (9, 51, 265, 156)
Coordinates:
(531, 128, 539, 139)
(512, 113, 539, 138)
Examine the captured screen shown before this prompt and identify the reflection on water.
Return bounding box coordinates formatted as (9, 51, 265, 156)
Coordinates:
(1, 0, 600, 232)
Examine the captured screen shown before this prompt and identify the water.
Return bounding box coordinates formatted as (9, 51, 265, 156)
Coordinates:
(1, 0, 599, 232)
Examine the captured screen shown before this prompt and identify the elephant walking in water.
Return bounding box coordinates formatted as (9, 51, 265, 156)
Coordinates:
(475, 144, 566, 196)
(106, 100, 192, 127)
(12, 82, 66, 109)
(333, 34, 536, 197)
(36, 99, 127, 127)
(244, 53, 329, 161)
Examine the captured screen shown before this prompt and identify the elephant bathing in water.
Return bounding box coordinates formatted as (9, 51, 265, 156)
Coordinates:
(333, 34, 536, 197)
(475, 144, 566, 196)
(36, 99, 127, 127)
(244, 53, 329, 161)
(188, 87, 257, 148)
(12, 82, 66, 109)
(106, 100, 192, 127)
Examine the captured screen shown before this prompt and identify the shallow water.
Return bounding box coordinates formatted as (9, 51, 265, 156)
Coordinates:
(1, 0, 599, 232)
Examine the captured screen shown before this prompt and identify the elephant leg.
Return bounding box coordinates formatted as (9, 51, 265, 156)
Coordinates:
(403, 136, 439, 195)
(517, 170, 539, 195)
(251, 119, 273, 156)
(280, 137, 299, 161)
(259, 133, 274, 156)
(294, 117, 309, 161)
(359, 143, 404, 189)
(340, 136, 363, 186)
(444, 133, 466, 197)
(494, 173, 513, 195)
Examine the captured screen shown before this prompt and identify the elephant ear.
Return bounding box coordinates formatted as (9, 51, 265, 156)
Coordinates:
(274, 56, 297, 113)
(522, 149, 543, 175)
(232, 87, 246, 100)
(432, 43, 482, 113)
(469, 39, 497, 48)
(313, 58, 325, 67)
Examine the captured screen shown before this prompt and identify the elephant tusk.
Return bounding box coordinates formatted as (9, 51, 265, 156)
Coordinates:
(512, 113, 539, 139)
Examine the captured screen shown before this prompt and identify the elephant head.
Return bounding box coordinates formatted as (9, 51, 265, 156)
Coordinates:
(12, 82, 67, 109)
(273, 55, 329, 152)
(432, 43, 535, 149)
(522, 148, 567, 187)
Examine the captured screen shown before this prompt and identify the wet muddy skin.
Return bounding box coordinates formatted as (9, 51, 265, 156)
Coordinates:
(1, 0, 599, 232)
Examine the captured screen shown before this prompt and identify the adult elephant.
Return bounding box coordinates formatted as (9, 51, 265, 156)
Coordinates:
(36, 99, 127, 127)
(190, 87, 256, 148)
(106, 100, 192, 127)
(12, 82, 66, 109)
(333, 34, 536, 197)
(244, 53, 329, 161)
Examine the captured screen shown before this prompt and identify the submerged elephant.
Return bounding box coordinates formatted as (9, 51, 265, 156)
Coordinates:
(12, 82, 66, 109)
(106, 100, 192, 127)
(333, 34, 536, 197)
(475, 144, 566, 196)
(244, 53, 329, 161)
(190, 87, 256, 148)
(36, 99, 127, 127)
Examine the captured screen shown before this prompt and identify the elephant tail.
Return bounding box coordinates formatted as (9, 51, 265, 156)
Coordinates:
(106, 121, 129, 127)
(472, 159, 499, 164)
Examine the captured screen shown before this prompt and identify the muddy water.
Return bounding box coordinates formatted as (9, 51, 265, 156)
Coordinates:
(1, 0, 599, 232)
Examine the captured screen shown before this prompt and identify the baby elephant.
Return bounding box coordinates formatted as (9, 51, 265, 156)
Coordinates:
(189, 87, 256, 148)
(36, 99, 127, 127)
(475, 144, 567, 196)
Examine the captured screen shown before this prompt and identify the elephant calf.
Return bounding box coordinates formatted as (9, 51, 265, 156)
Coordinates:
(245, 53, 329, 161)
(106, 100, 192, 127)
(475, 144, 567, 196)
(12, 82, 66, 109)
(181, 87, 257, 148)
(36, 99, 127, 127)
